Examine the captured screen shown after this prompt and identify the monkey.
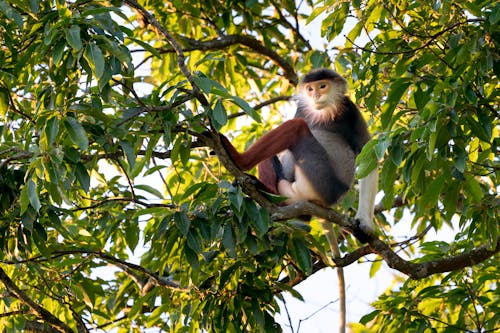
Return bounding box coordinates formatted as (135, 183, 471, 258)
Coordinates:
(219, 68, 378, 333)
(220, 68, 378, 240)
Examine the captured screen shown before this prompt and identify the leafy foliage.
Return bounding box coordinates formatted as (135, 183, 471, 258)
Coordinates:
(0, 0, 497, 332)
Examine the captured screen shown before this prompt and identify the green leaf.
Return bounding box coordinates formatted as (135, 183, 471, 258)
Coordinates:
(291, 237, 312, 275)
(381, 79, 411, 129)
(21, 206, 37, 232)
(127, 36, 162, 58)
(0, 1, 23, 29)
(380, 158, 397, 197)
(346, 21, 363, 47)
(230, 95, 260, 122)
(186, 230, 202, 253)
(374, 137, 389, 161)
(414, 86, 431, 112)
(65, 25, 82, 52)
(74, 162, 90, 192)
(251, 299, 265, 329)
(125, 220, 140, 252)
(33, 222, 49, 256)
(174, 211, 190, 236)
(369, 259, 382, 278)
(360, 310, 381, 325)
(120, 140, 136, 169)
(26, 178, 41, 212)
(246, 202, 269, 238)
(193, 76, 214, 94)
(72, 283, 94, 308)
(356, 140, 378, 178)
(185, 247, 200, 272)
(0, 87, 9, 118)
(84, 43, 105, 79)
(44, 116, 59, 146)
(63, 116, 89, 150)
(223, 224, 236, 257)
(213, 99, 227, 128)
(20, 181, 30, 215)
(228, 188, 244, 212)
(135, 184, 163, 199)
(420, 176, 445, 208)
(489, 6, 500, 25)
(179, 141, 191, 166)
(219, 263, 239, 289)
(465, 176, 483, 203)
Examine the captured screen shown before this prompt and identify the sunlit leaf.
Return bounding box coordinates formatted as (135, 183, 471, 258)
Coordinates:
(0, 87, 9, 118)
(356, 140, 378, 178)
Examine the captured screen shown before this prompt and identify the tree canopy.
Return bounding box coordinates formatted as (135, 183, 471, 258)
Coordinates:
(0, 0, 498, 332)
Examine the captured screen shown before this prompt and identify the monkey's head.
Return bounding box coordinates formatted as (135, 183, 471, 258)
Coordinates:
(298, 68, 347, 122)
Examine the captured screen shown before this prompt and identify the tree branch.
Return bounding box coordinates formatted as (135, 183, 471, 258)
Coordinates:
(123, 0, 210, 107)
(180, 34, 298, 85)
(202, 126, 500, 279)
(368, 236, 500, 279)
(0, 267, 75, 333)
(269, 0, 312, 51)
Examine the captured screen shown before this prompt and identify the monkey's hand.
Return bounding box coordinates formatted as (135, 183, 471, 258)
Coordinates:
(271, 156, 286, 180)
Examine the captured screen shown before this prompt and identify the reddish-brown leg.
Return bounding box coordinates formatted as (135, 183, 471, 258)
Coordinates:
(221, 118, 311, 170)
(257, 158, 279, 194)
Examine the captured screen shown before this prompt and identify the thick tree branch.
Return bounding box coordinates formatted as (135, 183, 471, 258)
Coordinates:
(180, 35, 298, 85)
(2, 250, 188, 293)
(0, 267, 75, 333)
(201, 128, 500, 279)
(368, 237, 500, 279)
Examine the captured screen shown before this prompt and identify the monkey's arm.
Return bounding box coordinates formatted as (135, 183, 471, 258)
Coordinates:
(220, 118, 311, 171)
(354, 168, 378, 236)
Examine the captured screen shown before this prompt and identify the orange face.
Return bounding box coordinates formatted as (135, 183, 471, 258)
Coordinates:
(302, 80, 332, 107)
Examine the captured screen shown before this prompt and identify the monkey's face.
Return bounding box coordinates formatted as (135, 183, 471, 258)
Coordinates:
(302, 79, 346, 111)
(303, 80, 331, 107)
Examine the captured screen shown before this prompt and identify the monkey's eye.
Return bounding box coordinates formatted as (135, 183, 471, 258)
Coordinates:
(319, 83, 327, 89)
(307, 86, 314, 92)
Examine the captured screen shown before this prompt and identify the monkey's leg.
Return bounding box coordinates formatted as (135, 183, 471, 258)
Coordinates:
(321, 220, 346, 333)
(354, 168, 378, 239)
(220, 118, 312, 171)
(256, 158, 279, 194)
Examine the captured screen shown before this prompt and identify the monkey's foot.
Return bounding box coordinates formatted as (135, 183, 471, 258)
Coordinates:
(352, 218, 375, 244)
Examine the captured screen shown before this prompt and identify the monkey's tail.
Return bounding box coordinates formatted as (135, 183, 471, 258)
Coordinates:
(321, 221, 346, 333)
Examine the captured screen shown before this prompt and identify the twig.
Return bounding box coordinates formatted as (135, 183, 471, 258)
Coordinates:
(180, 34, 298, 85)
(297, 301, 337, 333)
(0, 268, 74, 333)
(123, 0, 210, 108)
